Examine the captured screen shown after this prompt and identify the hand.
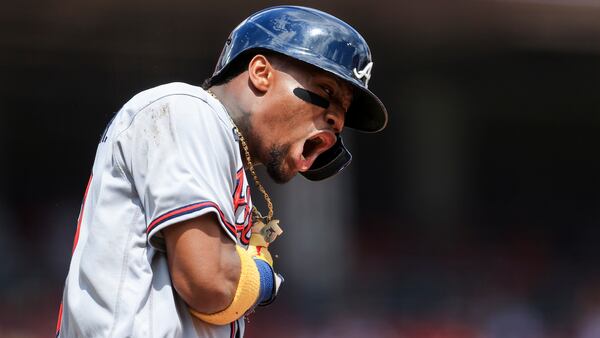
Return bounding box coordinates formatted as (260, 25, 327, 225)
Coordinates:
(248, 218, 284, 305)
(247, 219, 283, 267)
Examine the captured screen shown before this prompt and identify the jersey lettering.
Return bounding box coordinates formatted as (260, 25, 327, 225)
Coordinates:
(233, 168, 253, 244)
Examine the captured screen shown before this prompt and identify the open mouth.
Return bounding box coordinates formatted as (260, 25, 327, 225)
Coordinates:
(297, 132, 336, 172)
(302, 137, 324, 160)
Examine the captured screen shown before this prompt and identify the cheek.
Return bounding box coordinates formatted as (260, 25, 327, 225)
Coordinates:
(278, 99, 305, 123)
(271, 104, 316, 137)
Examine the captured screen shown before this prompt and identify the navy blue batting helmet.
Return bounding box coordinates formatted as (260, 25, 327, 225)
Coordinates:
(213, 5, 388, 133)
(212, 6, 387, 180)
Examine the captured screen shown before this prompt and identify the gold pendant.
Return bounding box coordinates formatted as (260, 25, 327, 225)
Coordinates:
(250, 218, 283, 246)
(262, 219, 283, 243)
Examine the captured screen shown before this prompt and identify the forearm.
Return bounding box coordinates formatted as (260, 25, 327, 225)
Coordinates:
(174, 243, 241, 314)
(190, 245, 278, 324)
(164, 213, 279, 323)
(164, 215, 241, 314)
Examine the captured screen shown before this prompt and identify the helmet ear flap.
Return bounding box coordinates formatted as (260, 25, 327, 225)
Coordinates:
(300, 136, 352, 181)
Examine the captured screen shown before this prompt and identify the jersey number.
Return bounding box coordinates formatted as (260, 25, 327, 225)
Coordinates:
(233, 169, 252, 245)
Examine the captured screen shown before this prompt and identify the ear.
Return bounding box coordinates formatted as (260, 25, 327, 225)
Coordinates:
(247, 54, 273, 93)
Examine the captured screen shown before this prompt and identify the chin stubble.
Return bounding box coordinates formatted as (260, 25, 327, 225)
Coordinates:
(238, 114, 293, 184)
(266, 144, 292, 184)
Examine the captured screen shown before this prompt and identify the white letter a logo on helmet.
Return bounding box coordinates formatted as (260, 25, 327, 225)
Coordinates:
(353, 62, 373, 88)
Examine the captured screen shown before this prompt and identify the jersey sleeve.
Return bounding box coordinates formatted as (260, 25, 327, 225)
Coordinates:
(115, 94, 239, 250)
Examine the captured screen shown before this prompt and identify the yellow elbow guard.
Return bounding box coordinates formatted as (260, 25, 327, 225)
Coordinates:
(189, 245, 260, 325)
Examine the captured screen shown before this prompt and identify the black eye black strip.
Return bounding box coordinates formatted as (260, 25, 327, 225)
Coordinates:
(293, 87, 330, 109)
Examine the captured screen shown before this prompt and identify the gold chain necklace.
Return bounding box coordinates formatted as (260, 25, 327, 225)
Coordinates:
(206, 89, 274, 222)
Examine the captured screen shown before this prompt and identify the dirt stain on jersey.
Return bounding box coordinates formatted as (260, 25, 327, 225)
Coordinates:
(149, 103, 173, 147)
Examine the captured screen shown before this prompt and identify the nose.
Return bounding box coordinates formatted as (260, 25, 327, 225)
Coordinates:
(325, 108, 345, 134)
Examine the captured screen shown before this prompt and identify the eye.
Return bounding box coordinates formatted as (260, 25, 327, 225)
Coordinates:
(321, 85, 334, 97)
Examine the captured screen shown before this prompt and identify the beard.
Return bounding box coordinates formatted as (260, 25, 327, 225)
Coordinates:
(265, 143, 293, 184)
(239, 115, 294, 184)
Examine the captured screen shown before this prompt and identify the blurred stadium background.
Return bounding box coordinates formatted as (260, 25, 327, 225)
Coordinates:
(1, 0, 599, 337)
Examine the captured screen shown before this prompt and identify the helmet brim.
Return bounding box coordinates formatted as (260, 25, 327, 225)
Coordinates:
(345, 84, 388, 133)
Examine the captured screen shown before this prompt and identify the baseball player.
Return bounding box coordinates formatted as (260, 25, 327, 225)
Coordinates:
(56, 5, 387, 337)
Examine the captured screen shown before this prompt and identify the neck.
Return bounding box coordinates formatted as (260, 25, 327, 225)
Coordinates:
(209, 84, 256, 169)
(209, 85, 244, 127)
(206, 84, 274, 222)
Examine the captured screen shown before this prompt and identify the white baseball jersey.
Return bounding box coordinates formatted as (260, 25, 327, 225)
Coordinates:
(57, 82, 253, 338)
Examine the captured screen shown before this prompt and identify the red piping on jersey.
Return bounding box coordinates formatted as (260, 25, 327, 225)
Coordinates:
(147, 201, 236, 237)
(72, 174, 93, 253)
(58, 174, 93, 336)
(230, 321, 236, 338)
(55, 301, 63, 336)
